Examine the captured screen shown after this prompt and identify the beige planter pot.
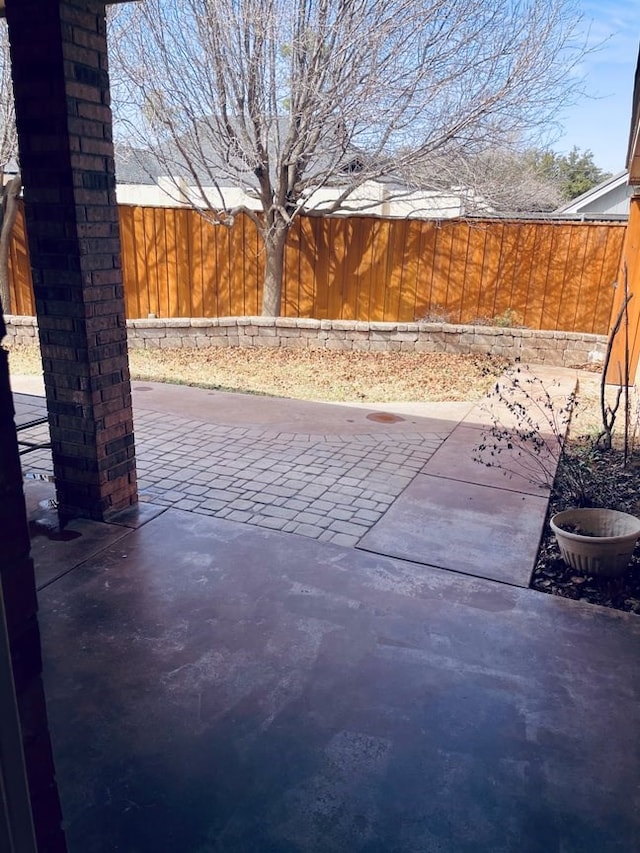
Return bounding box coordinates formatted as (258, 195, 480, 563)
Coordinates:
(550, 508, 640, 578)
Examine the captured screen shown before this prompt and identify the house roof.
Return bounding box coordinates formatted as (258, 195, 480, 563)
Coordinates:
(555, 170, 631, 215)
(115, 117, 369, 189)
(115, 147, 166, 185)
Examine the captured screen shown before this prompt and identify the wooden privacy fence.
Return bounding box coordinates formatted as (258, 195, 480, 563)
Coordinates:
(8, 203, 626, 334)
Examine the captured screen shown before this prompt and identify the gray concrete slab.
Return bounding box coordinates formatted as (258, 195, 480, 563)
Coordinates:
(358, 473, 549, 586)
(24, 479, 132, 590)
(461, 365, 578, 433)
(37, 509, 640, 853)
(130, 380, 462, 436)
(424, 423, 555, 496)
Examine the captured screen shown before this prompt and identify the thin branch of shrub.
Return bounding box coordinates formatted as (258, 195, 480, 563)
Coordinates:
(473, 364, 577, 490)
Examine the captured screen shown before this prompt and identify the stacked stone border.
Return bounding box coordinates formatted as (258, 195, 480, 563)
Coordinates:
(6, 315, 606, 368)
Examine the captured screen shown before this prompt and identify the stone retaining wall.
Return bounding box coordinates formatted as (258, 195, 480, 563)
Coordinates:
(5, 315, 606, 367)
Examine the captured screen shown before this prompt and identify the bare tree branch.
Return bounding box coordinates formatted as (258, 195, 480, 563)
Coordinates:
(0, 21, 18, 319)
(109, 0, 587, 315)
(0, 22, 16, 177)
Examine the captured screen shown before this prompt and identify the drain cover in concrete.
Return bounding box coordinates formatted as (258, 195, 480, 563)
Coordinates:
(358, 473, 548, 587)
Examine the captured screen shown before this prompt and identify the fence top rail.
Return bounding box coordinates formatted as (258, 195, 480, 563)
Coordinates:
(113, 200, 628, 227)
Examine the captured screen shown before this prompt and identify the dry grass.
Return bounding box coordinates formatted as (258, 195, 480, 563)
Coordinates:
(569, 369, 640, 450)
(8, 342, 620, 436)
(5, 343, 506, 403)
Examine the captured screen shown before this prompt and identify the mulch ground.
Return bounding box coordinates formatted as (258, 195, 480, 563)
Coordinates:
(532, 446, 640, 615)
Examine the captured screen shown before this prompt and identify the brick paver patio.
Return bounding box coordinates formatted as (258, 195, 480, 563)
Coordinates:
(16, 392, 448, 547)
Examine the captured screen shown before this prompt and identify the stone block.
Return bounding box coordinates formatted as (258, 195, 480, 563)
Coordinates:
(325, 339, 353, 351)
(195, 336, 226, 348)
(424, 332, 446, 346)
(370, 322, 398, 332)
(390, 332, 418, 342)
(346, 330, 370, 341)
(519, 347, 542, 362)
(138, 326, 166, 338)
(253, 336, 280, 347)
(472, 332, 502, 347)
(130, 319, 157, 328)
(141, 338, 160, 350)
(281, 336, 309, 349)
(307, 338, 327, 350)
(164, 326, 187, 338)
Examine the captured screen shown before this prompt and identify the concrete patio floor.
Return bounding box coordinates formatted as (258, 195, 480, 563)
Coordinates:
(12, 370, 640, 851)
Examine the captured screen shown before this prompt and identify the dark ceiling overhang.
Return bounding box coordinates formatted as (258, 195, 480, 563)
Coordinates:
(0, 0, 137, 16)
(627, 44, 640, 184)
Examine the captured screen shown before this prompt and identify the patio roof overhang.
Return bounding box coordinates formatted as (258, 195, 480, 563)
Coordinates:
(0, 0, 135, 15)
(627, 44, 640, 184)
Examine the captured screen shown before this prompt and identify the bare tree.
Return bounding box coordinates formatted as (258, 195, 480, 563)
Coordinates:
(397, 147, 566, 214)
(0, 20, 18, 317)
(110, 0, 586, 316)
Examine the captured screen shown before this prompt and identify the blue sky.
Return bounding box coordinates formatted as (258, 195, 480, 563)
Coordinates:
(554, 0, 638, 174)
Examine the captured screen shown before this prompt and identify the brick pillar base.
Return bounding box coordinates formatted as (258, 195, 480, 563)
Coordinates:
(7, 0, 137, 521)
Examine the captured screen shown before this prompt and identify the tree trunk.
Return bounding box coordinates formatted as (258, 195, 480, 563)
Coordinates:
(261, 223, 289, 317)
(0, 174, 21, 317)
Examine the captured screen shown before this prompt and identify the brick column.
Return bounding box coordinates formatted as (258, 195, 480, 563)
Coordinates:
(6, 0, 137, 521)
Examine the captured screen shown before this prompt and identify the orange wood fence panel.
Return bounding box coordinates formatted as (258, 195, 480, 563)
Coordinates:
(7, 203, 626, 336)
(7, 203, 35, 316)
(607, 197, 640, 383)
